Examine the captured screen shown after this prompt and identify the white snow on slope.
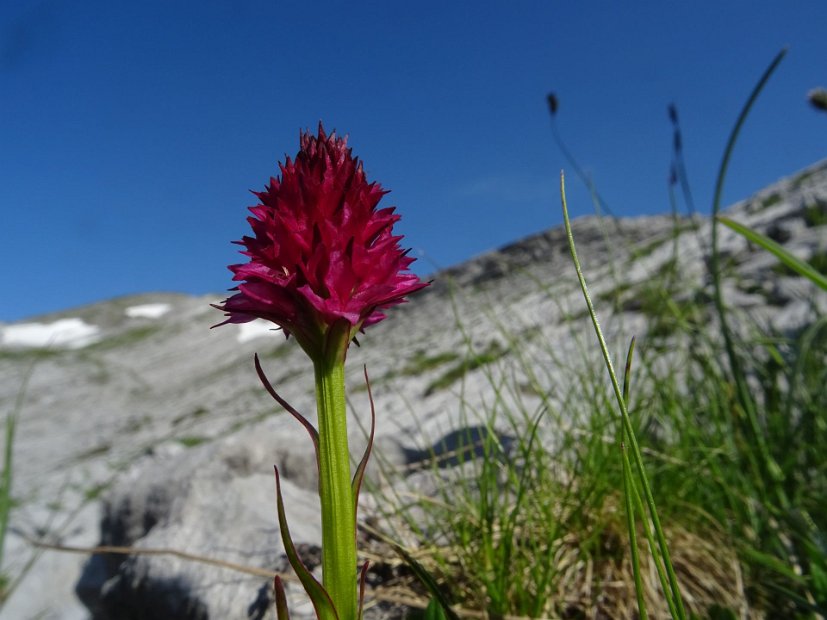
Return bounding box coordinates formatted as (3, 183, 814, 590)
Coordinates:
(237, 319, 281, 343)
(125, 303, 171, 319)
(1, 318, 100, 349)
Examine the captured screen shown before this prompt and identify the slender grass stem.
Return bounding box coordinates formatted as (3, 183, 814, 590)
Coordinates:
(560, 172, 687, 620)
(0, 408, 18, 577)
(549, 115, 616, 220)
(0, 362, 37, 593)
(620, 338, 648, 620)
(620, 338, 675, 617)
(709, 49, 789, 509)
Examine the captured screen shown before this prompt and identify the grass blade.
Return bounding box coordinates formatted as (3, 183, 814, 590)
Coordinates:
(560, 171, 686, 619)
(708, 49, 789, 505)
(621, 337, 648, 619)
(718, 215, 827, 291)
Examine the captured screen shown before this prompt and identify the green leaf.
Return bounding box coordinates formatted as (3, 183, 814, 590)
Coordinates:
(741, 545, 804, 582)
(357, 562, 369, 620)
(274, 466, 338, 620)
(392, 543, 459, 620)
(717, 216, 827, 291)
(560, 172, 686, 619)
(621, 337, 648, 620)
(423, 597, 449, 620)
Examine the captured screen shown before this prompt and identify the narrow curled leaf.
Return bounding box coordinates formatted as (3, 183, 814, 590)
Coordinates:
(256, 354, 321, 467)
(351, 365, 376, 520)
(274, 576, 291, 620)
(623, 336, 636, 405)
(357, 561, 369, 620)
(274, 466, 338, 620)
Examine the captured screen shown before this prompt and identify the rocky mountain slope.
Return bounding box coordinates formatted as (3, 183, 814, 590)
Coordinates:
(1, 160, 825, 619)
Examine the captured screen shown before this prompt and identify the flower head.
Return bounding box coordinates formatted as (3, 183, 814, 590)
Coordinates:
(214, 124, 428, 358)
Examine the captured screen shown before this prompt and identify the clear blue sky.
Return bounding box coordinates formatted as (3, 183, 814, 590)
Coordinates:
(2, 1, 825, 322)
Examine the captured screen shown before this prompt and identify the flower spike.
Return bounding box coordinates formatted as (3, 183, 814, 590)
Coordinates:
(214, 123, 428, 360)
(216, 125, 428, 620)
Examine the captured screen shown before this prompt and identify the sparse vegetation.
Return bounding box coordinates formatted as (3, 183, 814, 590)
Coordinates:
(0, 348, 60, 362)
(811, 250, 827, 275)
(122, 414, 152, 434)
(400, 351, 460, 378)
(84, 482, 111, 501)
(367, 50, 826, 619)
(792, 167, 819, 188)
(177, 436, 210, 448)
(358, 351, 461, 393)
(804, 199, 827, 228)
(3, 45, 825, 620)
(172, 406, 209, 426)
(86, 325, 162, 351)
(369, 202, 826, 617)
(759, 192, 783, 209)
(76, 443, 111, 460)
(424, 341, 507, 396)
(771, 249, 827, 278)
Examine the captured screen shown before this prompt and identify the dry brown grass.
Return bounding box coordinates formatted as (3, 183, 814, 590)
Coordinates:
(360, 498, 762, 620)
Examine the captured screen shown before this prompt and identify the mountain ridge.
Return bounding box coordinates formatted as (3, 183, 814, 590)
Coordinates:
(1, 159, 825, 619)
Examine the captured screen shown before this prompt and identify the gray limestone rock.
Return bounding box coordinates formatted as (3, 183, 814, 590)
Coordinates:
(0, 160, 825, 619)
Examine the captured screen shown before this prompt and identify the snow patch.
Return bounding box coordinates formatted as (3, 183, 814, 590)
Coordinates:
(125, 303, 171, 319)
(237, 320, 281, 343)
(1, 318, 100, 349)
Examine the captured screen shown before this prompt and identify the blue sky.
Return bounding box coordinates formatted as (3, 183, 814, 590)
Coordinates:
(2, 1, 825, 322)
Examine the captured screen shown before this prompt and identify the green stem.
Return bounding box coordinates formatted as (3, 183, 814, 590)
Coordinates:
(560, 173, 686, 619)
(314, 327, 357, 620)
(709, 49, 789, 508)
(621, 339, 650, 620)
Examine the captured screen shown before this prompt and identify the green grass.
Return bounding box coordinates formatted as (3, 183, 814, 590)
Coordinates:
(357, 350, 461, 392)
(399, 351, 461, 378)
(0, 348, 61, 363)
(1, 363, 36, 604)
(759, 192, 783, 210)
(176, 435, 210, 448)
(84, 482, 111, 501)
(85, 325, 161, 351)
(803, 199, 827, 228)
(792, 168, 819, 188)
(368, 50, 826, 619)
(171, 406, 209, 427)
(3, 48, 823, 620)
(812, 250, 827, 275)
(372, 212, 826, 616)
(423, 342, 506, 396)
(76, 443, 111, 460)
(771, 249, 827, 280)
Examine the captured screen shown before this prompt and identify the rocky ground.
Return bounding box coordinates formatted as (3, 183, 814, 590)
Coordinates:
(0, 160, 825, 619)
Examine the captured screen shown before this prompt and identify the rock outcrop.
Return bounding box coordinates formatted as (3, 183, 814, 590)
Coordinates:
(0, 160, 825, 619)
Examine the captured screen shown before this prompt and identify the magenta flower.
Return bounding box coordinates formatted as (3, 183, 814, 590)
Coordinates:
(214, 124, 428, 357)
